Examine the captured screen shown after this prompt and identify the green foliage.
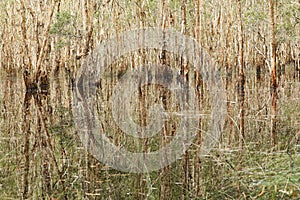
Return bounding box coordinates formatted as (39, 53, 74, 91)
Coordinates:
(0, 0, 11, 24)
(244, 9, 266, 27)
(54, 39, 67, 50)
(276, 1, 300, 41)
(50, 11, 76, 37)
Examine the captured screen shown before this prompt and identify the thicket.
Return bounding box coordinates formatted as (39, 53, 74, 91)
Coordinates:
(0, 0, 299, 199)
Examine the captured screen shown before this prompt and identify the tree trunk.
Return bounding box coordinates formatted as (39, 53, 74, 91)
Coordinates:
(269, 0, 277, 146)
(237, 0, 245, 150)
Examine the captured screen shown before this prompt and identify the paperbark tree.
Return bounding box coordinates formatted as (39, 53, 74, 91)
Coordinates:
(237, 0, 245, 150)
(269, 0, 277, 146)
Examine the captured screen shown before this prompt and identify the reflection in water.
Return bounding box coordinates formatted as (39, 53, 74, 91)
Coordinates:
(1, 70, 129, 198)
(22, 90, 59, 199)
(0, 72, 82, 198)
(1, 65, 200, 198)
(1, 67, 299, 199)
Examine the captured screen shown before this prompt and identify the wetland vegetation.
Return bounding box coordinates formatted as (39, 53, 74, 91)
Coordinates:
(0, 0, 299, 199)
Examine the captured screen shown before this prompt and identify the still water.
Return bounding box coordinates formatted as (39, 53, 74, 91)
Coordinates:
(1, 69, 299, 199)
(0, 71, 84, 198)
